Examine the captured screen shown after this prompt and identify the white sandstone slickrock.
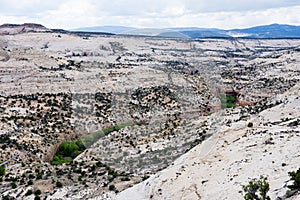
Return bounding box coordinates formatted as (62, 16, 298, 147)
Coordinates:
(109, 84, 300, 200)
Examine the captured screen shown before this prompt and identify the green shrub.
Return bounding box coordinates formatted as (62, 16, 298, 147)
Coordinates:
(34, 196, 40, 200)
(28, 173, 35, 179)
(51, 140, 85, 165)
(107, 167, 122, 178)
(34, 189, 41, 196)
(242, 176, 270, 200)
(10, 182, 17, 189)
(109, 184, 116, 191)
(25, 189, 33, 196)
(36, 173, 43, 180)
(121, 177, 130, 181)
(2, 195, 13, 200)
(220, 94, 236, 108)
(247, 122, 253, 128)
(27, 179, 33, 185)
(0, 163, 5, 176)
(287, 168, 300, 191)
(59, 141, 80, 158)
(56, 181, 63, 188)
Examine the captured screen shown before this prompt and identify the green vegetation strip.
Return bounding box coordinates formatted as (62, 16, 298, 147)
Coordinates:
(0, 162, 5, 176)
(51, 123, 133, 165)
(220, 94, 236, 108)
(82, 123, 132, 147)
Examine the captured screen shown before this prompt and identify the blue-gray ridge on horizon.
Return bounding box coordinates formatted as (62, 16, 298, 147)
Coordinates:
(70, 24, 300, 39)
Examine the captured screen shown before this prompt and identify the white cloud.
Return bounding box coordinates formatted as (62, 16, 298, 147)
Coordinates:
(183, 0, 300, 12)
(0, 0, 60, 15)
(163, 5, 300, 29)
(0, 15, 33, 25)
(0, 0, 299, 29)
(39, 0, 99, 28)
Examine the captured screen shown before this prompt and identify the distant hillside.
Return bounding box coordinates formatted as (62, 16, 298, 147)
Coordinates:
(229, 23, 300, 38)
(0, 23, 49, 35)
(72, 24, 300, 39)
(173, 24, 300, 38)
(179, 30, 229, 38)
(69, 26, 136, 34)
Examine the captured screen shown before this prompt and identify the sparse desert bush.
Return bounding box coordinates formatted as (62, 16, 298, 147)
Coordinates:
(27, 179, 33, 186)
(286, 168, 300, 197)
(248, 122, 253, 128)
(220, 94, 236, 108)
(121, 176, 130, 181)
(56, 181, 63, 188)
(34, 189, 41, 196)
(0, 163, 5, 176)
(108, 184, 116, 191)
(25, 189, 33, 196)
(2, 195, 13, 200)
(34, 195, 41, 200)
(288, 168, 300, 190)
(10, 182, 17, 189)
(36, 173, 43, 180)
(241, 176, 270, 200)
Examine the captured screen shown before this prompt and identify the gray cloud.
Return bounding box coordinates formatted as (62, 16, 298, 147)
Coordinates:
(87, 0, 300, 16)
(183, 0, 300, 12)
(0, 0, 299, 29)
(0, 0, 61, 15)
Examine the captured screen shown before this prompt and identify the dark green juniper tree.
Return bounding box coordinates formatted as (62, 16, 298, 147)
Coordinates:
(285, 168, 300, 197)
(288, 168, 300, 191)
(242, 176, 271, 200)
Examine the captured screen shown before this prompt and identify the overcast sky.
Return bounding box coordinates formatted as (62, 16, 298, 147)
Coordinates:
(0, 0, 300, 29)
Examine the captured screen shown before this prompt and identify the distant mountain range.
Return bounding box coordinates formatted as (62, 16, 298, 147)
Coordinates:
(71, 24, 300, 39)
(70, 25, 136, 34)
(1, 23, 300, 39)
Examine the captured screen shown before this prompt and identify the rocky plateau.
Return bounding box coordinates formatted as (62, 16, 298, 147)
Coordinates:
(0, 29, 300, 199)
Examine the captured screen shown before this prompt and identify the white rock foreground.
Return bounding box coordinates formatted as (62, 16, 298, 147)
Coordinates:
(102, 84, 300, 200)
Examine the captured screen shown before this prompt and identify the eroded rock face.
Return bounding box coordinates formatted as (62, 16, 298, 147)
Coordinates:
(0, 32, 299, 199)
